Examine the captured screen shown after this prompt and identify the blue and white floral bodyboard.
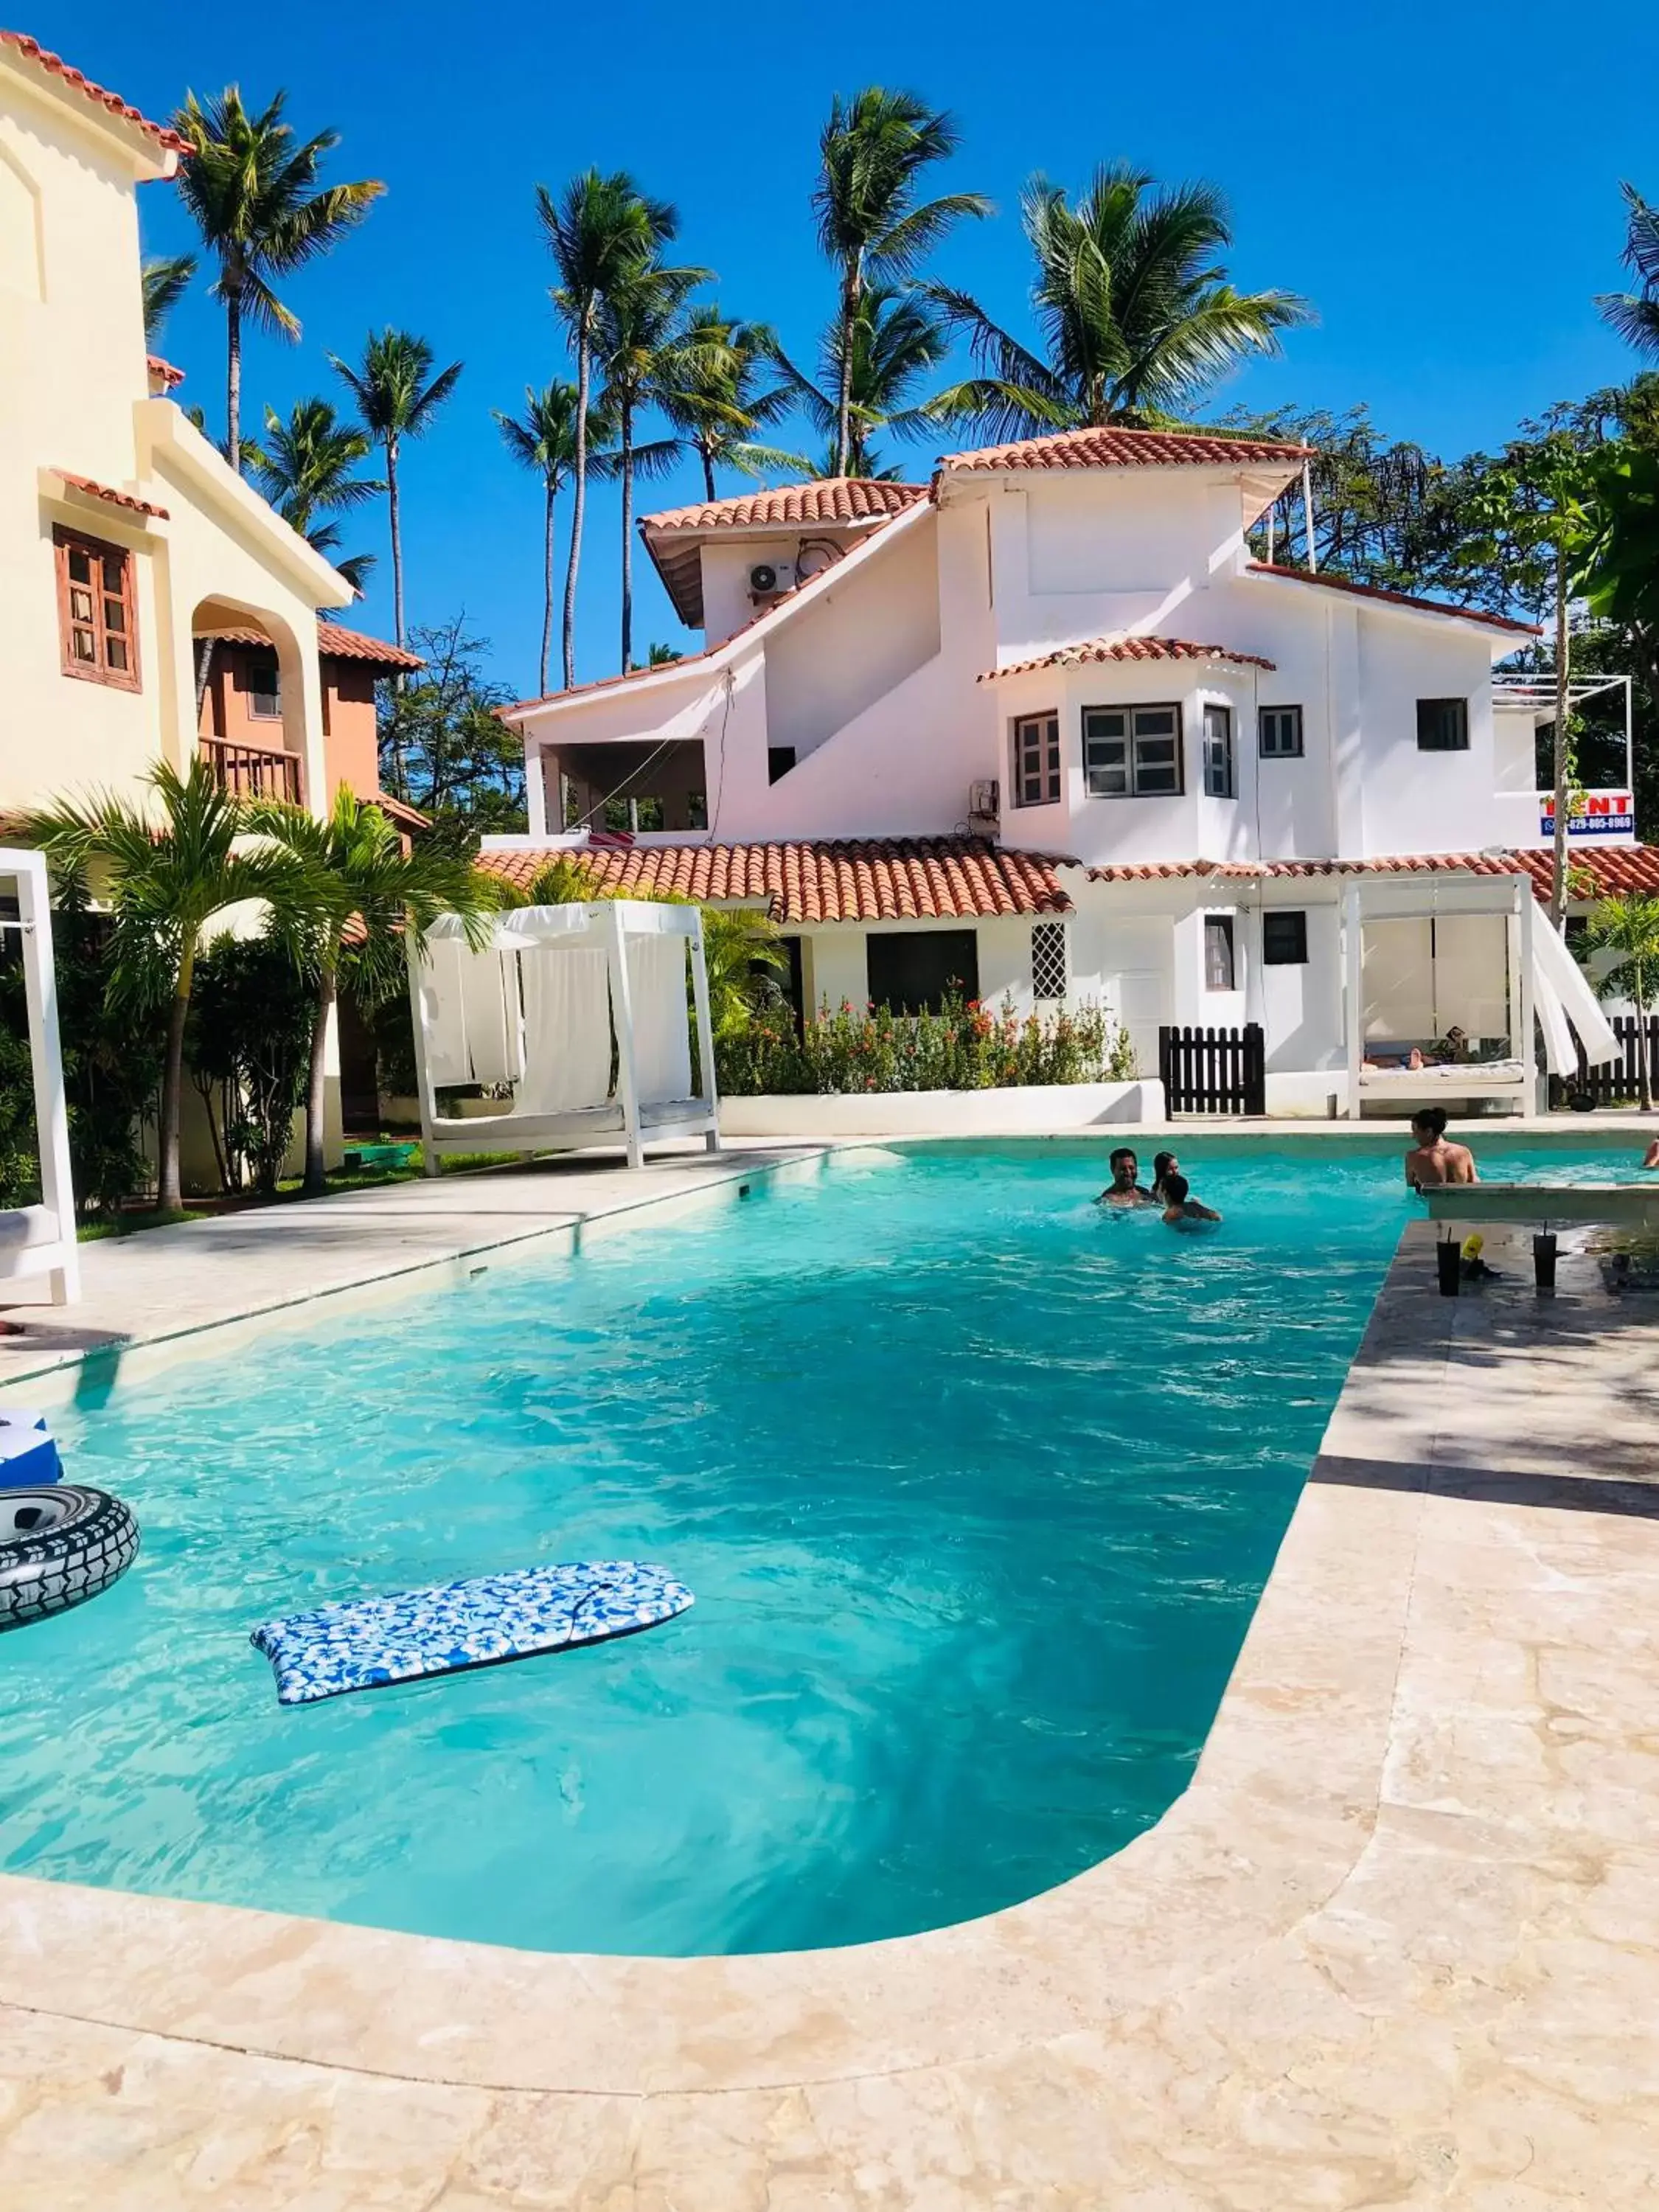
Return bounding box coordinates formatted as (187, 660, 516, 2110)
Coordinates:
(250, 1561, 694, 1707)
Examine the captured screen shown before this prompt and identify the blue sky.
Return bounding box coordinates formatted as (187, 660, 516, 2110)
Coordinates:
(33, 0, 1659, 692)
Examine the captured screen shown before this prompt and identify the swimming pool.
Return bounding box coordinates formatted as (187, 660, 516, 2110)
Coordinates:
(0, 1137, 1641, 1956)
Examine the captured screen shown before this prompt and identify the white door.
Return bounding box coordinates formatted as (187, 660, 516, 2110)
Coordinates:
(1100, 921, 1172, 1077)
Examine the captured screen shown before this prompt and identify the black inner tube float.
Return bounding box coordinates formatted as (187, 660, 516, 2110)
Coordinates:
(0, 1486, 139, 1630)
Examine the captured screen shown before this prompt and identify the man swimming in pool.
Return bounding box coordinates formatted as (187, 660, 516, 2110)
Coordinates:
(1160, 1172, 1222, 1228)
(1404, 1106, 1478, 1190)
(1096, 1147, 1155, 1206)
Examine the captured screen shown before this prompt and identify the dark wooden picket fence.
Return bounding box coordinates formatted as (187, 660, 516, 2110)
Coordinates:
(1553, 1013, 1659, 1106)
(1158, 1023, 1267, 1116)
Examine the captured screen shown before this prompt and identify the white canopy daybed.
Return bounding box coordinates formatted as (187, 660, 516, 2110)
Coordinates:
(409, 898, 720, 1172)
(0, 849, 78, 1304)
(1342, 870, 1617, 1119)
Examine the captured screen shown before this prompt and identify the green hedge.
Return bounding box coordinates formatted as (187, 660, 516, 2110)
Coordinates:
(715, 995, 1134, 1096)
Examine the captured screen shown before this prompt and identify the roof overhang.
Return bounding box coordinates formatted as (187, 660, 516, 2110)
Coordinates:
(135, 400, 356, 608)
(1242, 563, 1540, 651)
(507, 495, 934, 731)
(39, 465, 170, 536)
(0, 32, 186, 181)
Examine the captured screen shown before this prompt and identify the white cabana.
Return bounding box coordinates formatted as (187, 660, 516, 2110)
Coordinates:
(0, 849, 77, 1304)
(1342, 869, 1618, 1118)
(409, 898, 719, 1172)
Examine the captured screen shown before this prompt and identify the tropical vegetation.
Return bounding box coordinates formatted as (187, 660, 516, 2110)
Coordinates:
(1585, 893, 1659, 1110)
(169, 87, 381, 471)
(245, 396, 381, 594)
(332, 330, 464, 647)
(717, 994, 1132, 1096)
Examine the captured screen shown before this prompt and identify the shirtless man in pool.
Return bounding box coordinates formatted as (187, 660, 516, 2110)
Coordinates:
(1404, 1106, 1479, 1191)
(1096, 1147, 1155, 1206)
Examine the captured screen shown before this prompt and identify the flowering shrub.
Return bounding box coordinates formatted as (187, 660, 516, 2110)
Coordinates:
(716, 993, 1136, 1095)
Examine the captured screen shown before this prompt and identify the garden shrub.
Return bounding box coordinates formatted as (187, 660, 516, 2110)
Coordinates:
(186, 937, 313, 1195)
(715, 994, 1135, 1096)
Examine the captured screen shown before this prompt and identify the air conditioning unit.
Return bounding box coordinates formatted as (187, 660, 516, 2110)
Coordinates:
(748, 561, 790, 597)
(967, 779, 1000, 826)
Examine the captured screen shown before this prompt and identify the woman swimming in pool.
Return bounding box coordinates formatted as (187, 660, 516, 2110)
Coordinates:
(1151, 1151, 1180, 1202)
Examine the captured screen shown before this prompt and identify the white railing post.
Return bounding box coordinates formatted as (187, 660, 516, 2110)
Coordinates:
(15, 852, 78, 1302)
(688, 912, 720, 1152)
(607, 902, 644, 1170)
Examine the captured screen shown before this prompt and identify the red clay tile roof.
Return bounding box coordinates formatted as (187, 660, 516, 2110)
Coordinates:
(1085, 849, 1659, 901)
(1245, 563, 1540, 636)
(640, 479, 924, 630)
(316, 622, 425, 671)
(477, 838, 1075, 924)
(939, 426, 1312, 474)
(56, 470, 169, 521)
(373, 791, 432, 832)
(145, 353, 185, 389)
(194, 621, 425, 671)
(0, 32, 191, 156)
(981, 635, 1276, 681)
(641, 479, 925, 535)
(1512, 846, 1659, 897)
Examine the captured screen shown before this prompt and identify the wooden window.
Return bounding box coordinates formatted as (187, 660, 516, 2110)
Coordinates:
(1259, 704, 1304, 758)
(55, 526, 139, 691)
(1203, 914, 1237, 992)
(1416, 697, 1469, 752)
(1262, 910, 1309, 965)
(1083, 704, 1183, 797)
(1012, 713, 1061, 807)
(1202, 703, 1235, 797)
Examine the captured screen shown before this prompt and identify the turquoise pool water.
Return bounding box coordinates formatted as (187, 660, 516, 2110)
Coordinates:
(0, 1138, 1641, 1955)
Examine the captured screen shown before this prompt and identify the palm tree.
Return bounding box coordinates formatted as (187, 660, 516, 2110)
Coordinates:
(597, 254, 716, 670)
(925, 165, 1310, 440)
(246, 788, 495, 1195)
(142, 254, 196, 347)
(537, 170, 677, 689)
(1585, 892, 1659, 1110)
(773, 284, 949, 478)
(658, 306, 804, 501)
(246, 397, 382, 595)
(170, 88, 382, 473)
(813, 89, 989, 478)
(495, 382, 582, 698)
(24, 759, 313, 1211)
(1598, 183, 1659, 358)
(331, 330, 463, 647)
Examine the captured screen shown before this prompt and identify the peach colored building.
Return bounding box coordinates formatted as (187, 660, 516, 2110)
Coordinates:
(194, 620, 425, 816)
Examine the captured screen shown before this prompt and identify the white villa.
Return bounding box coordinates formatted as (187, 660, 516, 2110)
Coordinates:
(488, 429, 1655, 1113)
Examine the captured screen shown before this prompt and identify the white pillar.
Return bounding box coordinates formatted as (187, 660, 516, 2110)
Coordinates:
(406, 932, 442, 1176)
(13, 852, 78, 1302)
(688, 913, 720, 1152)
(1342, 879, 1364, 1119)
(606, 903, 644, 1169)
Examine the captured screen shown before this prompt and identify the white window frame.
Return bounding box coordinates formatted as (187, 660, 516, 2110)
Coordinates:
(1082, 703, 1183, 799)
(1011, 712, 1062, 807)
(1259, 704, 1304, 759)
(1030, 919, 1068, 1004)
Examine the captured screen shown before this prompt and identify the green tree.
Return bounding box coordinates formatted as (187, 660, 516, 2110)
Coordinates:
(24, 759, 312, 1211)
(1598, 184, 1659, 358)
(1584, 892, 1659, 1110)
(331, 330, 463, 647)
(378, 616, 527, 836)
(141, 254, 195, 347)
(813, 89, 988, 478)
(538, 171, 675, 689)
(495, 380, 586, 698)
(773, 284, 949, 477)
(245, 787, 495, 1194)
(170, 88, 382, 473)
(658, 307, 804, 500)
(597, 253, 715, 670)
(186, 936, 313, 1195)
(926, 165, 1308, 440)
(246, 396, 382, 594)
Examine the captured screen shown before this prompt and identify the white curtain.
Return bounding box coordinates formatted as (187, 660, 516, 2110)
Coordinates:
(518, 947, 613, 1112)
(1361, 918, 1434, 1039)
(418, 938, 471, 1086)
(1533, 908, 1620, 1065)
(1433, 914, 1509, 1044)
(627, 933, 693, 1103)
(459, 948, 521, 1087)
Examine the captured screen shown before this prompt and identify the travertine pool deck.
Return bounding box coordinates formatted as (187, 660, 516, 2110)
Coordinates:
(1, 1158, 1658, 2206)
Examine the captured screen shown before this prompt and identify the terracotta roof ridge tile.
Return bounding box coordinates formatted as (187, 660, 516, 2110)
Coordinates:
(642, 479, 926, 535)
(940, 425, 1313, 474)
(981, 634, 1276, 680)
(56, 470, 169, 521)
(0, 32, 191, 156)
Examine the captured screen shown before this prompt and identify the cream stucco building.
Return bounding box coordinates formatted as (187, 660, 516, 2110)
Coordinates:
(0, 29, 356, 820)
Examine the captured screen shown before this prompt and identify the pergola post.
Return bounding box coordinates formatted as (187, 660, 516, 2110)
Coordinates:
(9, 851, 77, 1304)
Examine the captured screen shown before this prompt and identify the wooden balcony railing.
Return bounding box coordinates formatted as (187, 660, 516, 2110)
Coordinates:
(201, 737, 302, 804)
